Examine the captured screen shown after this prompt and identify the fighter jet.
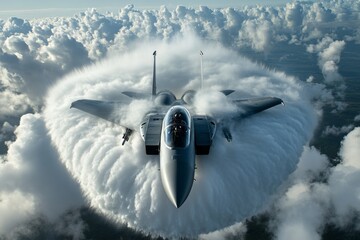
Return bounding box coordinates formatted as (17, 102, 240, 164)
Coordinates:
(70, 51, 284, 208)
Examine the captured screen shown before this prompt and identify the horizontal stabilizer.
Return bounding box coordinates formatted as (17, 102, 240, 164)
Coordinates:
(122, 91, 149, 99)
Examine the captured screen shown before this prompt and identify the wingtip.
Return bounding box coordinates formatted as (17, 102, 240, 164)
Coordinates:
(70, 100, 79, 109)
(274, 97, 285, 106)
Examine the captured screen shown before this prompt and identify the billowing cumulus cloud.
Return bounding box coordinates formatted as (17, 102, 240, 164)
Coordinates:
(330, 127, 360, 226)
(0, 0, 359, 239)
(0, 114, 84, 236)
(271, 127, 360, 239)
(271, 147, 329, 240)
(0, 32, 91, 109)
(307, 37, 345, 85)
(240, 19, 273, 53)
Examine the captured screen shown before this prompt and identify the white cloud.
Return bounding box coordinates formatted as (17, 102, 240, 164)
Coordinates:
(0, 1, 359, 239)
(239, 19, 273, 52)
(0, 28, 91, 114)
(0, 114, 83, 236)
(0, 191, 36, 233)
(285, 2, 304, 30)
(319, 40, 345, 84)
(2, 17, 31, 36)
(327, 127, 360, 226)
(275, 183, 326, 240)
(306, 36, 347, 113)
(293, 146, 329, 182)
(270, 146, 329, 240)
(0, 90, 31, 119)
(307, 37, 345, 85)
(338, 127, 360, 168)
(271, 128, 360, 239)
(307, 2, 336, 23)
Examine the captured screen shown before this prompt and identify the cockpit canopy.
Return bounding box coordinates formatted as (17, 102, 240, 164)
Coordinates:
(163, 106, 191, 148)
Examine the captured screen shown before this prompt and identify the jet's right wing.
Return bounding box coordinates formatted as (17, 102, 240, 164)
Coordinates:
(70, 99, 124, 124)
(70, 98, 134, 144)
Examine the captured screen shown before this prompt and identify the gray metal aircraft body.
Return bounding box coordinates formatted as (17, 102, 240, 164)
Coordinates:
(70, 51, 284, 208)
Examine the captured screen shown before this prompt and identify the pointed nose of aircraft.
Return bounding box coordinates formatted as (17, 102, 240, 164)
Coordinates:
(167, 178, 193, 208)
(160, 156, 195, 208)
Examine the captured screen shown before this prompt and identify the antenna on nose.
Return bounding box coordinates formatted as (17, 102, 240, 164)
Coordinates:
(152, 51, 157, 97)
(200, 50, 204, 90)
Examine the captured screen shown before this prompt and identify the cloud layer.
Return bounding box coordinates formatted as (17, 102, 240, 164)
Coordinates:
(1, 1, 359, 116)
(0, 1, 359, 239)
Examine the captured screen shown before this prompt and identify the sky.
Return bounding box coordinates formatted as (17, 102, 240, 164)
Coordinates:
(0, 0, 310, 19)
(1, 0, 360, 239)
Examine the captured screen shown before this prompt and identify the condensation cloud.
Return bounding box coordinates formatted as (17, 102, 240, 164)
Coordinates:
(43, 37, 317, 237)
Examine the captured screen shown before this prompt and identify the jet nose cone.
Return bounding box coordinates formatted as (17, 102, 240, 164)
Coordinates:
(161, 162, 194, 208)
(168, 187, 189, 208)
(160, 153, 195, 208)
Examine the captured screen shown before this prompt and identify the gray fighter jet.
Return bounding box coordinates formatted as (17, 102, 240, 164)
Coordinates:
(70, 51, 284, 208)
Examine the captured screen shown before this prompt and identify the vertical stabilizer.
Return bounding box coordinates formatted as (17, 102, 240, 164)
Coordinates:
(200, 50, 204, 90)
(152, 51, 157, 96)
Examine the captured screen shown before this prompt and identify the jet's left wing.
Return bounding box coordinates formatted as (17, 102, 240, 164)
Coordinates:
(218, 95, 284, 142)
(70, 99, 133, 144)
(233, 96, 284, 118)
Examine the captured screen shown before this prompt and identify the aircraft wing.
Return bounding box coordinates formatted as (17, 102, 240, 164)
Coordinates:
(233, 96, 284, 118)
(70, 99, 131, 128)
(219, 96, 283, 142)
(70, 99, 136, 144)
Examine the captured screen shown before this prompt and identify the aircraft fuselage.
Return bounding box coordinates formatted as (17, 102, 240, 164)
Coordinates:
(139, 101, 215, 208)
(160, 105, 195, 208)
